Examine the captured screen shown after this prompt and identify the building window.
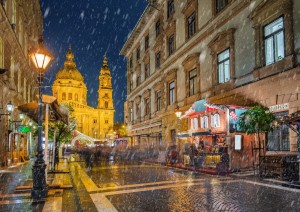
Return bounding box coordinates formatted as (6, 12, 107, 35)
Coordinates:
(105, 120, 109, 124)
(62, 93, 66, 100)
(145, 98, 150, 115)
(189, 69, 197, 96)
(130, 80, 133, 92)
(137, 48, 140, 60)
(216, 0, 229, 14)
(201, 116, 209, 128)
(75, 94, 78, 101)
(187, 12, 196, 39)
(167, 0, 175, 18)
(130, 108, 133, 122)
(93, 119, 97, 124)
(155, 52, 161, 69)
(211, 114, 220, 128)
(145, 63, 150, 79)
(267, 112, 289, 151)
(169, 81, 175, 105)
(0, 37, 3, 68)
(136, 75, 140, 87)
(217, 49, 230, 83)
(145, 35, 149, 50)
(68, 93, 72, 100)
(156, 91, 161, 111)
(168, 34, 175, 56)
(156, 20, 161, 37)
(10, 57, 14, 81)
(105, 101, 108, 108)
(264, 17, 285, 66)
(129, 57, 133, 68)
(191, 117, 199, 130)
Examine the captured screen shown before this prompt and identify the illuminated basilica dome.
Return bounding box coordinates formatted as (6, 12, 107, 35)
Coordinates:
(56, 47, 84, 82)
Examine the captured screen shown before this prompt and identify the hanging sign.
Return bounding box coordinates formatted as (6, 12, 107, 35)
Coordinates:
(269, 103, 289, 112)
(18, 126, 31, 133)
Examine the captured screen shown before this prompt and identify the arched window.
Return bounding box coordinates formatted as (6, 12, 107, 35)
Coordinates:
(211, 113, 220, 128)
(68, 93, 72, 100)
(75, 94, 78, 101)
(105, 101, 108, 108)
(62, 93, 66, 100)
(201, 116, 208, 128)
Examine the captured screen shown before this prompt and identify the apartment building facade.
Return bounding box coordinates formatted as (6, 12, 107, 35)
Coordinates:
(121, 0, 300, 164)
(0, 0, 43, 166)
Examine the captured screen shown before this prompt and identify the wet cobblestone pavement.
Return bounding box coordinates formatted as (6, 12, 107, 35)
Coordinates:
(1, 157, 300, 211)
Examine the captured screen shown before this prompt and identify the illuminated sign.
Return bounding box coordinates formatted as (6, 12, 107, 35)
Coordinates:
(269, 103, 289, 112)
(18, 126, 31, 133)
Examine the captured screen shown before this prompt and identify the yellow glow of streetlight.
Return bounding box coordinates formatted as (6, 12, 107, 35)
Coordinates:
(175, 111, 182, 118)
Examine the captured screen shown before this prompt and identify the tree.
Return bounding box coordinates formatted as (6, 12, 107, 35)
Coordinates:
(113, 122, 128, 137)
(237, 105, 275, 172)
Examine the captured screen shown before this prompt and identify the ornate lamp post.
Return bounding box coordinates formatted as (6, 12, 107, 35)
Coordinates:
(29, 38, 53, 199)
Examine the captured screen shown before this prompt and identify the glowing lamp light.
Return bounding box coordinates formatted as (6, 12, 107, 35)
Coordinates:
(29, 120, 33, 126)
(6, 101, 14, 113)
(19, 113, 24, 120)
(175, 111, 182, 118)
(29, 38, 54, 72)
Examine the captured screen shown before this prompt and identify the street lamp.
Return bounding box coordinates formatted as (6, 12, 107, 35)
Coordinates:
(6, 101, 14, 114)
(19, 112, 24, 121)
(29, 120, 33, 127)
(29, 38, 53, 199)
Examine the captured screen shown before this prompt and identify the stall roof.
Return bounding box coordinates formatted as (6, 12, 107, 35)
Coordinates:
(18, 95, 69, 124)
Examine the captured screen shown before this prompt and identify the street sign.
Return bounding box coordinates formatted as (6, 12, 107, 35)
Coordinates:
(18, 125, 31, 133)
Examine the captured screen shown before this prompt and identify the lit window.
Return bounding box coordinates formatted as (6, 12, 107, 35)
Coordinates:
(211, 114, 220, 128)
(189, 69, 197, 96)
(191, 117, 198, 130)
(68, 93, 72, 100)
(217, 49, 230, 83)
(12, 0, 16, 24)
(187, 12, 196, 39)
(264, 17, 285, 66)
(201, 116, 209, 128)
(168, 34, 175, 56)
(62, 93, 66, 100)
(130, 108, 133, 121)
(169, 81, 175, 105)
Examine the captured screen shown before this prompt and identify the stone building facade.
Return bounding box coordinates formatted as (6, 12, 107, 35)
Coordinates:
(0, 0, 42, 166)
(52, 48, 114, 139)
(121, 0, 300, 167)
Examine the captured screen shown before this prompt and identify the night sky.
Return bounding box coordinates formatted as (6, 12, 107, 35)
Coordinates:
(39, 0, 147, 123)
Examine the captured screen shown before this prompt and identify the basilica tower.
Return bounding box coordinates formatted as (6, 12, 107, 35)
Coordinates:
(97, 56, 114, 136)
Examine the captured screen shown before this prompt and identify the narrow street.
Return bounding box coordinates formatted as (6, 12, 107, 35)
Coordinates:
(0, 156, 300, 211)
(70, 157, 300, 212)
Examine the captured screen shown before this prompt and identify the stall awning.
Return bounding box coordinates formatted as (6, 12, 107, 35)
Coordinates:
(192, 131, 211, 136)
(18, 95, 69, 124)
(207, 93, 256, 108)
(181, 99, 209, 119)
(177, 133, 190, 138)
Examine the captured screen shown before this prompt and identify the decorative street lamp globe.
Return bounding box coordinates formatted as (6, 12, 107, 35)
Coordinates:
(29, 120, 33, 127)
(29, 38, 54, 73)
(6, 101, 14, 114)
(175, 111, 182, 118)
(29, 38, 54, 199)
(19, 112, 24, 121)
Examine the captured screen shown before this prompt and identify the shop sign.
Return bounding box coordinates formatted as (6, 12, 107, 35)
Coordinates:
(18, 125, 31, 133)
(269, 103, 289, 112)
(229, 109, 247, 133)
